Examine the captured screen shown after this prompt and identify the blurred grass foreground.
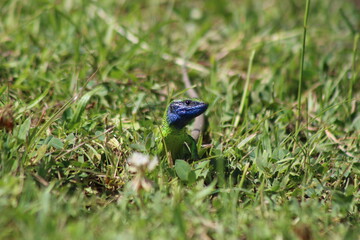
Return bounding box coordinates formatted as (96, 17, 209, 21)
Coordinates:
(0, 0, 359, 239)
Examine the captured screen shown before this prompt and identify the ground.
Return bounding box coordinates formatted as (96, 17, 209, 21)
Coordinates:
(0, 0, 359, 239)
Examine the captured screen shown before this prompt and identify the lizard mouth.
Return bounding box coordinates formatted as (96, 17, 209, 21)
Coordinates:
(176, 102, 208, 120)
(167, 100, 208, 128)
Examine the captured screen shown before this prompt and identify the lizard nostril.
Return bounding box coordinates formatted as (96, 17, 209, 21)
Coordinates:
(185, 100, 191, 105)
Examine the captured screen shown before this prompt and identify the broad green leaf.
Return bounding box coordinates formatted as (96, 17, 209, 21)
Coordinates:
(175, 160, 192, 182)
(188, 171, 196, 184)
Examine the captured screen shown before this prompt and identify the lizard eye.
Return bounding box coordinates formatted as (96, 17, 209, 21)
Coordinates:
(184, 100, 191, 105)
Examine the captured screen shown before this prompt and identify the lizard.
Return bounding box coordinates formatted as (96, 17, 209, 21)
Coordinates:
(157, 99, 208, 163)
(156, 61, 208, 164)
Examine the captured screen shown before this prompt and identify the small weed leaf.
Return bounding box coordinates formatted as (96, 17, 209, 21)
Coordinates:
(17, 117, 31, 141)
(33, 144, 48, 164)
(175, 160, 195, 183)
(95, 131, 105, 141)
(194, 160, 210, 179)
(255, 150, 273, 177)
(48, 137, 64, 149)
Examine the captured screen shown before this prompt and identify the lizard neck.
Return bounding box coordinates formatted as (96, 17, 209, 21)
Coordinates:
(160, 117, 189, 160)
(161, 118, 187, 137)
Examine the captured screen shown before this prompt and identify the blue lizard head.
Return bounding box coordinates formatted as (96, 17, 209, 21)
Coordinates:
(167, 99, 208, 129)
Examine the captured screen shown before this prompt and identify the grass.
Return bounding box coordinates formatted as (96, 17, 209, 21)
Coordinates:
(0, 0, 359, 239)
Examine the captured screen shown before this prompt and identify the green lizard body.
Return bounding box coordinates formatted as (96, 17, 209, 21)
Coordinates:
(157, 99, 208, 161)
